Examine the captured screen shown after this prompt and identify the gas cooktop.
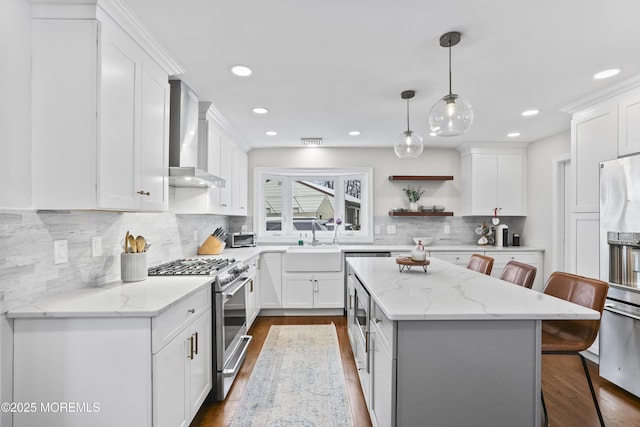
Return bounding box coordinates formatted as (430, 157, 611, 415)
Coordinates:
(148, 258, 236, 276)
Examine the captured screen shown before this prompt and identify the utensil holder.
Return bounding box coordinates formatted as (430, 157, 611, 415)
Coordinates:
(121, 252, 148, 282)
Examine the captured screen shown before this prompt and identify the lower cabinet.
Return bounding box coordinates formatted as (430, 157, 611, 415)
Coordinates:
(259, 252, 282, 309)
(429, 251, 476, 266)
(282, 272, 344, 309)
(370, 312, 396, 427)
(153, 308, 212, 427)
(429, 250, 544, 291)
(13, 287, 212, 427)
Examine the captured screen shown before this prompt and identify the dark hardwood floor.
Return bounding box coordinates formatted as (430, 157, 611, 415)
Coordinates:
(192, 316, 640, 427)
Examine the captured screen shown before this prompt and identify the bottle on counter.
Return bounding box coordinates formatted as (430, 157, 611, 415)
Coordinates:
(298, 233, 304, 246)
(411, 240, 427, 262)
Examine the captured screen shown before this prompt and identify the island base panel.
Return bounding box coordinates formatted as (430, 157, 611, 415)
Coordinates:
(396, 319, 541, 427)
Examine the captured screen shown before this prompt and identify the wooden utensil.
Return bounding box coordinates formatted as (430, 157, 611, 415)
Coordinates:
(136, 236, 146, 253)
(124, 231, 130, 253)
(128, 235, 137, 253)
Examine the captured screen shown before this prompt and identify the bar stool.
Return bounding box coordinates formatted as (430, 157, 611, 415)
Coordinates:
(466, 254, 494, 275)
(541, 271, 609, 427)
(499, 260, 537, 289)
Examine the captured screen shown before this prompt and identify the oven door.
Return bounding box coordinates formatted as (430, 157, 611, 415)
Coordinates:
(215, 276, 252, 399)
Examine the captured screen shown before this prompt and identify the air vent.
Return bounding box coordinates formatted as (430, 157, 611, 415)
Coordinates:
(301, 137, 323, 146)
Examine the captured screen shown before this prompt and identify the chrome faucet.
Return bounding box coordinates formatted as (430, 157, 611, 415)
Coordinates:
(311, 219, 318, 246)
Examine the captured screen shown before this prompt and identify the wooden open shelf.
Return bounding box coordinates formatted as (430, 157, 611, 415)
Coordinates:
(389, 211, 454, 217)
(388, 175, 454, 181)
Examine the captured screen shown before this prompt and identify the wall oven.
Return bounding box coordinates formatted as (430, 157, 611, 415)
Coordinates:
(214, 262, 253, 400)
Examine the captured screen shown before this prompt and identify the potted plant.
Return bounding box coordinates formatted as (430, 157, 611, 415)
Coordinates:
(403, 185, 424, 211)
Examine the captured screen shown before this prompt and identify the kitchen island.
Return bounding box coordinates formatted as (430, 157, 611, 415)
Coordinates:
(346, 257, 599, 427)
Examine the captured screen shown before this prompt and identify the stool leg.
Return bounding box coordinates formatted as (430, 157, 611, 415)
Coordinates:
(579, 354, 605, 427)
(541, 390, 549, 427)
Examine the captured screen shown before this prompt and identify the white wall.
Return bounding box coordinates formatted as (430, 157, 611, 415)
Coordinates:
(0, 0, 31, 208)
(523, 130, 571, 284)
(248, 147, 462, 216)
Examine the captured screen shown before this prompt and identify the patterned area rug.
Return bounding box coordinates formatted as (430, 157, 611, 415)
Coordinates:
(230, 324, 354, 427)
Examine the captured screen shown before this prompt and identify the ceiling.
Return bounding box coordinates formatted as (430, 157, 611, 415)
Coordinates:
(122, 0, 640, 151)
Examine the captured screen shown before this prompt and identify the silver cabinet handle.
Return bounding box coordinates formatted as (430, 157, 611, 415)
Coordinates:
(373, 318, 381, 324)
(604, 305, 640, 321)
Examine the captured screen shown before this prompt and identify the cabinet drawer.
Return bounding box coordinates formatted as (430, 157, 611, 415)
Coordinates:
(371, 302, 394, 355)
(490, 252, 539, 265)
(429, 252, 476, 265)
(152, 286, 211, 354)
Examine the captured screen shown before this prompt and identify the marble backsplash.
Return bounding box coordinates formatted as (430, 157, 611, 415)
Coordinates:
(0, 210, 524, 312)
(0, 209, 228, 312)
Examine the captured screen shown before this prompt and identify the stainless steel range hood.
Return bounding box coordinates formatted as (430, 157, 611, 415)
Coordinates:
(168, 80, 225, 188)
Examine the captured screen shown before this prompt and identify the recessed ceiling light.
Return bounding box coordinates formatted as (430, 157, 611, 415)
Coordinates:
(521, 109, 540, 117)
(507, 132, 521, 138)
(252, 107, 269, 114)
(593, 68, 621, 80)
(265, 131, 278, 136)
(231, 65, 252, 77)
(348, 131, 360, 136)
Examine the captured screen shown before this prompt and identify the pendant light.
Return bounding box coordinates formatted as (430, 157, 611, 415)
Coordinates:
(428, 31, 474, 137)
(394, 90, 424, 158)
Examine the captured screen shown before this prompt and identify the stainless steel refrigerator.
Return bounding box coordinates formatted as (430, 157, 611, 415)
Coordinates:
(599, 153, 640, 398)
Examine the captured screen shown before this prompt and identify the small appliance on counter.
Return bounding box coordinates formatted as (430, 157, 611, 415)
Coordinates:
(495, 224, 509, 247)
(228, 232, 257, 248)
(512, 233, 521, 246)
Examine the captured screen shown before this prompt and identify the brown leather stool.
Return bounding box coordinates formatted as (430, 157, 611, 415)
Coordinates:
(499, 260, 537, 288)
(541, 271, 609, 427)
(466, 253, 494, 275)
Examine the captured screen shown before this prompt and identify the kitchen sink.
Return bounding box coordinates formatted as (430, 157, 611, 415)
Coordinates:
(284, 246, 342, 271)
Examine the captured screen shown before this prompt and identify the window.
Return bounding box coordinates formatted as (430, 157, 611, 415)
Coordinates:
(255, 168, 373, 243)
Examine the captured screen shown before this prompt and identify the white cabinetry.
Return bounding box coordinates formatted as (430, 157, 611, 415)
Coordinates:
(571, 102, 618, 212)
(282, 273, 344, 309)
(459, 145, 527, 216)
(429, 251, 476, 266)
(369, 303, 396, 427)
(246, 256, 260, 330)
(618, 86, 640, 157)
(13, 287, 212, 427)
(259, 252, 283, 309)
(31, 2, 176, 211)
(153, 308, 212, 427)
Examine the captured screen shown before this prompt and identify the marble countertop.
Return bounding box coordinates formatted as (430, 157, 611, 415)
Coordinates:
(6, 276, 213, 318)
(347, 257, 599, 321)
(7, 244, 545, 319)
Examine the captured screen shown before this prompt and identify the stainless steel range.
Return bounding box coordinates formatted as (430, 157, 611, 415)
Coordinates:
(148, 257, 253, 401)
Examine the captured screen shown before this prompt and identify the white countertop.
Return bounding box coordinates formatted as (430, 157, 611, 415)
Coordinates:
(6, 244, 545, 319)
(347, 257, 599, 321)
(6, 276, 213, 318)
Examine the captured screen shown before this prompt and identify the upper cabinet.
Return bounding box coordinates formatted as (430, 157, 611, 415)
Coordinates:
(618, 86, 640, 157)
(30, 0, 182, 211)
(570, 101, 618, 212)
(458, 145, 527, 216)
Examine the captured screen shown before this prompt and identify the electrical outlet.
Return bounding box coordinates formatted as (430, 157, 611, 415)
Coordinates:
(375, 225, 381, 234)
(91, 236, 103, 257)
(54, 240, 68, 264)
(194, 230, 199, 242)
(444, 224, 450, 234)
(386, 224, 397, 234)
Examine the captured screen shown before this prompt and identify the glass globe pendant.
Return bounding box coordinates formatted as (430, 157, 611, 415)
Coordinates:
(428, 31, 474, 137)
(394, 90, 424, 158)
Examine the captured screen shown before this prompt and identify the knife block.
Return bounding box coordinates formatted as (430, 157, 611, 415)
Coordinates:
(198, 235, 226, 255)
